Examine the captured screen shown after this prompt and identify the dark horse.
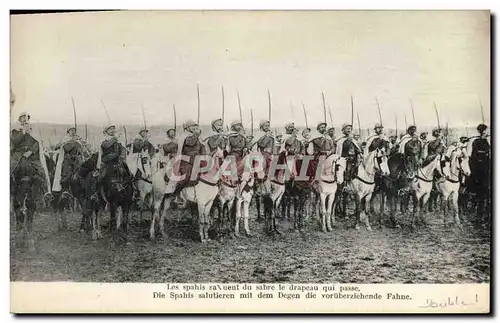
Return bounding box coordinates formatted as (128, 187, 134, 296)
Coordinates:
(11, 157, 41, 252)
(69, 152, 106, 239)
(100, 158, 135, 240)
(379, 138, 422, 227)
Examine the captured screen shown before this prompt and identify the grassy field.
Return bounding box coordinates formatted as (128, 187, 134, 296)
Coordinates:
(10, 199, 490, 284)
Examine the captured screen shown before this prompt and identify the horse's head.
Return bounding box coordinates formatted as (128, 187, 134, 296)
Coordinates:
(436, 154, 452, 180)
(403, 138, 421, 177)
(374, 147, 390, 177)
(449, 147, 471, 178)
(333, 155, 347, 185)
(140, 155, 152, 179)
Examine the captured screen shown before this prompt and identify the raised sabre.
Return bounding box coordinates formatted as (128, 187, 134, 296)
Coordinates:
(321, 91, 327, 124)
(302, 103, 308, 129)
(71, 97, 77, 132)
(480, 100, 485, 124)
(123, 125, 128, 148)
(100, 100, 111, 125)
(237, 90, 243, 125)
(375, 97, 383, 126)
(221, 85, 225, 125)
(433, 101, 441, 129)
(268, 89, 272, 125)
(85, 124, 88, 142)
(328, 105, 333, 126)
(173, 103, 177, 131)
(409, 98, 416, 126)
(141, 104, 148, 131)
(395, 114, 398, 137)
(404, 115, 408, 130)
(250, 109, 254, 137)
(357, 112, 362, 139)
(350, 95, 354, 127)
(197, 84, 200, 125)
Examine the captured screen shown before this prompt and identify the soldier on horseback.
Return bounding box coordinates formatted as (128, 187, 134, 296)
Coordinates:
(162, 126, 178, 166)
(335, 123, 363, 182)
(52, 126, 85, 193)
(420, 132, 428, 145)
(164, 120, 206, 195)
(132, 127, 155, 158)
(466, 123, 491, 221)
(422, 127, 446, 161)
(94, 125, 132, 198)
(11, 112, 51, 250)
(306, 122, 335, 183)
(279, 123, 303, 179)
(364, 123, 389, 157)
(227, 120, 252, 193)
(11, 112, 48, 189)
(206, 118, 228, 155)
(254, 120, 275, 179)
(301, 128, 311, 153)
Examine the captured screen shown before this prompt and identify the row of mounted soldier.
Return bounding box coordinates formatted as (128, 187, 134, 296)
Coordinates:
(11, 96, 490, 246)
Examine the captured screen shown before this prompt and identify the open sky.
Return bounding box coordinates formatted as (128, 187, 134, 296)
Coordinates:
(10, 10, 490, 130)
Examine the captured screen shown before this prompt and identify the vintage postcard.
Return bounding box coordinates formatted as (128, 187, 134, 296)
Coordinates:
(9, 10, 490, 314)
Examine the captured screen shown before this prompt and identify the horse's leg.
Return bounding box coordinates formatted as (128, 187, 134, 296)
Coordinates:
(243, 193, 252, 237)
(235, 197, 242, 237)
(420, 192, 431, 226)
(217, 199, 223, 240)
(255, 194, 262, 222)
(202, 200, 214, 243)
(109, 204, 117, 241)
(293, 195, 299, 231)
(364, 193, 373, 232)
(326, 193, 334, 232)
(353, 192, 362, 230)
(410, 192, 419, 230)
(149, 196, 162, 241)
(320, 193, 327, 233)
(273, 192, 284, 235)
(26, 192, 36, 252)
(453, 190, 463, 228)
(299, 193, 307, 233)
(61, 196, 68, 231)
(159, 197, 171, 241)
(378, 191, 385, 228)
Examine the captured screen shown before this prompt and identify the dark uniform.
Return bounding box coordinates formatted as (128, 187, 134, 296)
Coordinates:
(469, 136, 490, 197)
(228, 133, 247, 161)
(178, 134, 206, 185)
(228, 133, 248, 179)
(256, 133, 274, 178)
(55, 139, 84, 188)
(310, 136, 335, 156)
(283, 135, 304, 156)
(10, 129, 45, 183)
(366, 136, 390, 153)
(206, 133, 228, 153)
(338, 137, 362, 181)
(162, 139, 178, 160)
(99, 137, 129, 181)
(132, 137, 155, 157)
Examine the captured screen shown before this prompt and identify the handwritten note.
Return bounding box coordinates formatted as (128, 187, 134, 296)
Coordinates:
(418, 294, 479, 308)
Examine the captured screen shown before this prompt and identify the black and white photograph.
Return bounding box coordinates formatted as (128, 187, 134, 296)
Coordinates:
(9, 9, 491, 313)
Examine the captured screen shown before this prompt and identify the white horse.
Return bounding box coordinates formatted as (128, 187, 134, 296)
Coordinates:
(436, 146, 471, 228)
(215, 166, 238, 238)
(346, 147, 390, 231)
(252, 150, 293, 235)
(409, 154, 451, 229)
(149, 147, 224, 243)
(313, 154, 347, 232)
(131, 152, 155, 223)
